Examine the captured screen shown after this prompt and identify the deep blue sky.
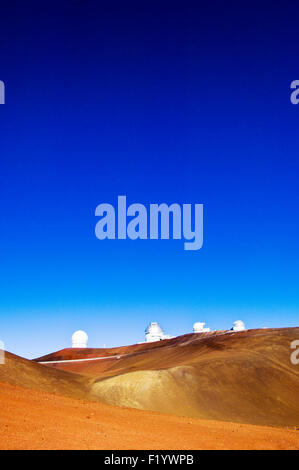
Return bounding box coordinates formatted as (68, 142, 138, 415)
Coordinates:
(0, 1, 298, 358)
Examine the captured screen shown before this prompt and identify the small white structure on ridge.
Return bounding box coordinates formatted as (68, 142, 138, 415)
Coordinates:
(193, 322, 210, 333)
(232, 320, 246, 332)
(72, 330, 88, 348)
(145, 322, 173, 342)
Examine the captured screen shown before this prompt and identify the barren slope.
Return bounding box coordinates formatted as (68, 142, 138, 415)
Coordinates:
(0, 351, 93, 400)
(1, 382, 298, 450)
(37, 328, 299, 426)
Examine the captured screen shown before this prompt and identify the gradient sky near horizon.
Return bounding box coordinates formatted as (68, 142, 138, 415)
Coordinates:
(0, 1, 299, 358)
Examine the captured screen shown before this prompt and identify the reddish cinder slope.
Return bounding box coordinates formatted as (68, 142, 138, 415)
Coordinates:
(36, 328, 299, 427)
(1, 382, 299, 450)
(35, 331, 223, 362)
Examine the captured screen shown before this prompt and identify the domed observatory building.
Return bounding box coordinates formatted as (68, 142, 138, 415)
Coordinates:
(145, 322, 164, 342)
(72, 330, 88, 348)
(145, 322, 173, 342)
(193, 322, 210, 333)
(232, 320, 246, 332)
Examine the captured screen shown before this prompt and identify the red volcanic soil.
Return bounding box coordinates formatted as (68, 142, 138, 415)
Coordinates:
(35, 332, 224, 362)
(36, 328, 299, 427)
(1, 328, 299, 449)
(1, 382, 298, 450)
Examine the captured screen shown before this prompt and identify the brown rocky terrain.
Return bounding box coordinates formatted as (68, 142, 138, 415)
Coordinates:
(0, 381, 298, 450)
(1, 327, 299, 449)
(36, 328, 299, 427)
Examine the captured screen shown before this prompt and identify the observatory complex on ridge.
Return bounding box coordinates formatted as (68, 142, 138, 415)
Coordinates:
(71, 320, 246, 348)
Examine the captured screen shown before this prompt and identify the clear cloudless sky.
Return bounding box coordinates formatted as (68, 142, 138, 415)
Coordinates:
(0, 1, 298, 358)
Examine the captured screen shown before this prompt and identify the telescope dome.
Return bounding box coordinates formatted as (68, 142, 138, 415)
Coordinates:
(145, 322, 164, 342)
(232, 320, 245, 332)
(72, 330, 88, 348)
(145, 322, 163, 335)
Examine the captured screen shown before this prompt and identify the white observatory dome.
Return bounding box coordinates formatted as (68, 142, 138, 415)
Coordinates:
(146, 322, 163, 335)
(145, 322, 164, 342)
(144, 322, 175, 343)
(232, 320, 245, 332)
(193, 322, 210, 333)
(72, 330, 88, 348)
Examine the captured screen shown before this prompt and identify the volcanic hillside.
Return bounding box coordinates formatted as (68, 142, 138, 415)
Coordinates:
(0, 351, 93, 400)
(2, 381, 299, 450)
(36, 328, 299, 427)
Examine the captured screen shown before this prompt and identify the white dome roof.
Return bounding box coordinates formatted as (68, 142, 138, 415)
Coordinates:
(145, 322, 163, 335)
(232, 320, 245, 331)
(72, 330, 88, 348)
(193, 322, 205, 332)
